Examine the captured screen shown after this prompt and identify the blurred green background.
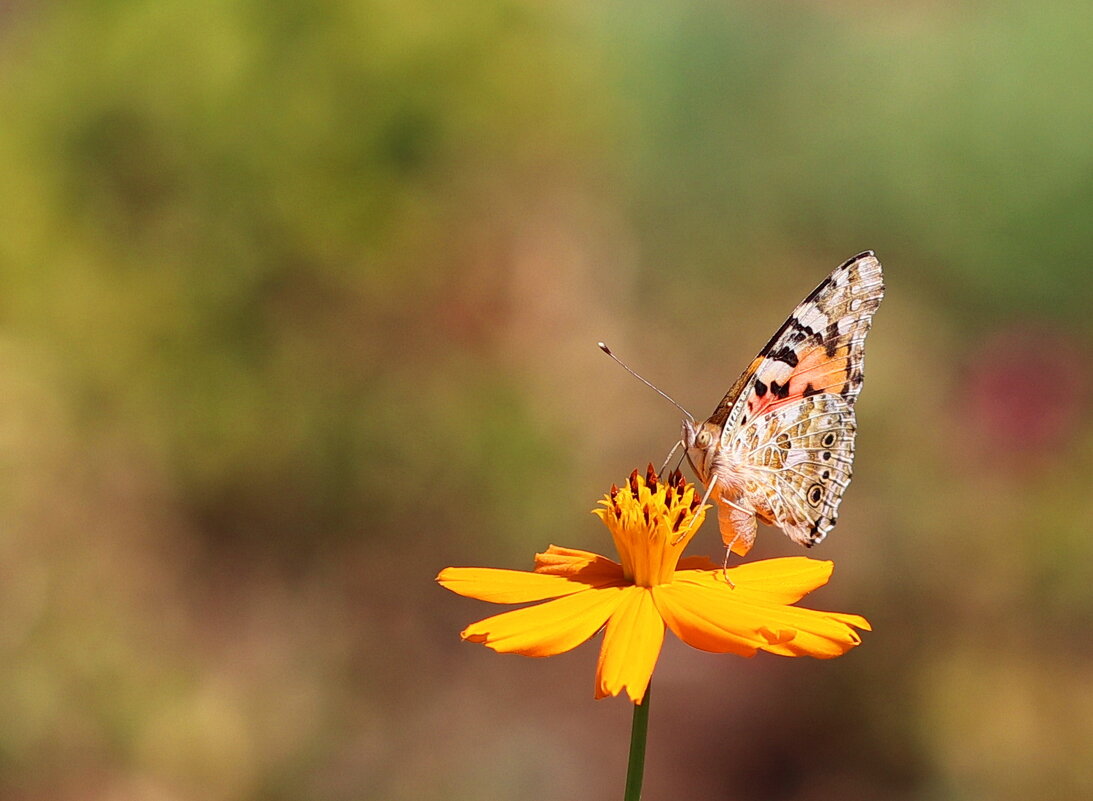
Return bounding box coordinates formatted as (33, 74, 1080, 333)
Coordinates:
(1, 1, 1090, 799)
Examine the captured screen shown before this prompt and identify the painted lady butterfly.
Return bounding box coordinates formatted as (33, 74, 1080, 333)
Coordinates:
(682, 251, 884, 556)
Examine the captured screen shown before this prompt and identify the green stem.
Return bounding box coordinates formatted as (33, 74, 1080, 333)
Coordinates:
(623, 685, 651, 801)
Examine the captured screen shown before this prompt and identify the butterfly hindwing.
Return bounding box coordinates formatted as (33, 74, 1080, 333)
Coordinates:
(730, 394, 856, 547)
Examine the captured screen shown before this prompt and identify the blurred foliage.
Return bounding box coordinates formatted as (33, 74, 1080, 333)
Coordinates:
(0, 0, 604, 558)
(0, 0, 1089, 800)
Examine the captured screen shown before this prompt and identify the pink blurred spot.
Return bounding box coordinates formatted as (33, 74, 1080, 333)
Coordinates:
(963, 327, 1089, 468)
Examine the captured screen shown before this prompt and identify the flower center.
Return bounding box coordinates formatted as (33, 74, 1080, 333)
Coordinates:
(594, 466, 707, 587)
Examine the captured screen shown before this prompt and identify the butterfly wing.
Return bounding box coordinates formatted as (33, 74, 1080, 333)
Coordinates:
(706, 251, 883, 551)
(730, 394, 856, 547)
(710, 251, 884, 434)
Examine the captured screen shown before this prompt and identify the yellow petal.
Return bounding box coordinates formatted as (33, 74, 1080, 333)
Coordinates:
(756, 608, 871, 658)
(534, 546, 625, 582)
(654, 580, 869, 658)
(652, 583, 785, 656)
(674, 556, 835, 604)
(676, 555, 720, 571)
(437, 566, 621, 603)
(595, 588, 665, 703)
(462, 586, 626, 657)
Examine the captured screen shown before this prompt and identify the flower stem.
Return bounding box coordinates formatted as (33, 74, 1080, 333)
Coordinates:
(623, 685, 650, 801)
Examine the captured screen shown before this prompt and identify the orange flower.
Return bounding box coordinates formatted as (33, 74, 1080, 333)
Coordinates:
(437, 468, 870, 703)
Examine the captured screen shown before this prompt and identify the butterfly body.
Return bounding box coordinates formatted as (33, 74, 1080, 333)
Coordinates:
(683, 252, 883, 555)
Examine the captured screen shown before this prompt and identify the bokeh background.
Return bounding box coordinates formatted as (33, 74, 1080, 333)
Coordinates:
(1, 1, 1091, 799)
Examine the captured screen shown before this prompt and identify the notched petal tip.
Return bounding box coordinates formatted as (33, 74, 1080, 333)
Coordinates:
(595, 588, 663, 703)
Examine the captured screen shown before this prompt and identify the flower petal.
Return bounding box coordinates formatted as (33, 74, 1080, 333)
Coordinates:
(653, 583, 782, 656)
(674, 556, 836, 604)
(677, 555, 720, 571)
(461, 586, 626, 657)
(595, 588, 665, 703)
(654, 580, 869, 658)
(534, 545, 625, 583)
(755, 608, 871, 658)
(437, 565, 621, 603)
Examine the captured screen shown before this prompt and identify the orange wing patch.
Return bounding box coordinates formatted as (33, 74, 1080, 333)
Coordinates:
(746, 343, 854, 419)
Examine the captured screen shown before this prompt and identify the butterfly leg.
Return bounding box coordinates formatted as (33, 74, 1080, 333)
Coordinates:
(671, 477, 717, 546)
(720, 544, 737, 589)
(658, 439, 685, 477)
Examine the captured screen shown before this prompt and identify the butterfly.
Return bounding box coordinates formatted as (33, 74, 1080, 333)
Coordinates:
(681, 251, 884, 556)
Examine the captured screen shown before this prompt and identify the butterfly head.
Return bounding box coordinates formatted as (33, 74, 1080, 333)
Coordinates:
(681, 419, 720, 484)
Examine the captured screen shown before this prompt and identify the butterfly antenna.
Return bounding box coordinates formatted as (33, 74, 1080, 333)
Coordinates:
(598, 342, 695, 423)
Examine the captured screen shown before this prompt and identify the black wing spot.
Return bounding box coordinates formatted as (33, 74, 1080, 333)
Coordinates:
(770, 345, 799, 367)
(753, 379, 768, 398)
(802, 383, 821, 398)
(769, 379, 790, 400)
(823, 322, 841, 356)
(821, 431, 837, 448)
(822, 451, 832, 461)
(807, 484, 824, 506)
